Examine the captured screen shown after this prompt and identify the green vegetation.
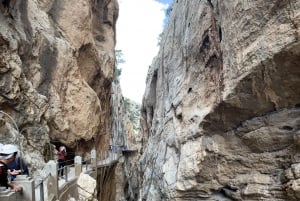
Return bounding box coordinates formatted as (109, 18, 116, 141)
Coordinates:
(115, 49, 125, 78)
(124, 97, 141, 136)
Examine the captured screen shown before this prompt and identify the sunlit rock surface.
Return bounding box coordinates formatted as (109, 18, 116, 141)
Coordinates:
(0, 0, 118, 175)
(140, 0, 300, 200)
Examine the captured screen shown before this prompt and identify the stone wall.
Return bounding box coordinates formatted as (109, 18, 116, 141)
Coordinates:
(140, 0, 300, 200)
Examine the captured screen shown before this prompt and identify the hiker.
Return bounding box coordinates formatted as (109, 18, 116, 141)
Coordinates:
(0, 144, 22, 192)
(57, 145, 67, 178)
(8, 156, 29, 181)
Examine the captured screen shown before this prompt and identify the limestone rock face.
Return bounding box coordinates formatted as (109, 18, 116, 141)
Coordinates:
(111, 80, 141, 201)
(0, 0, 118, 172)
(140, 0, 300, 200)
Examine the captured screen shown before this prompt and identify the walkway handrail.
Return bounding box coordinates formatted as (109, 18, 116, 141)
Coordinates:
(34, 172, 51, 188)
(28, 149, 123, 201)
(34, 172, 51, 201)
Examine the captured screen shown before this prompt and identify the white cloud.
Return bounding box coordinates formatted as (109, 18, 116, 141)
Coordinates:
(116, 0, 168, 103)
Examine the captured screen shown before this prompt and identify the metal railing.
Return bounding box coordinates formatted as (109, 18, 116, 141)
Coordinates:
(19, 157, 93, 201)
(0, 148, 124, 201)
(34, 173, 51, 201)
(58, 158, 91, 182)
(97, 150, 122, 166)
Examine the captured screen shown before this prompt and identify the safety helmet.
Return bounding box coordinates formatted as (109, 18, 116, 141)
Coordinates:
(0, 144, 18, 154)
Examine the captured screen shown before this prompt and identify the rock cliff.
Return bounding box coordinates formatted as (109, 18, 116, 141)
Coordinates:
(140, 0, 300, 200)
(0, 0, 118, 174)
(111, 80, 141, 201)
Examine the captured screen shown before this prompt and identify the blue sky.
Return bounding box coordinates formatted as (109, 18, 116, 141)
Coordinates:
(157, 0, 173, 4)
(116, 0, 171, 103)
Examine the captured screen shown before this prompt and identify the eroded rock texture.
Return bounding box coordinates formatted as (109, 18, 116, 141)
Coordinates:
(140, 0, 300, 200)
(0, 0, 118, 173)
(112, 80, 141, 201)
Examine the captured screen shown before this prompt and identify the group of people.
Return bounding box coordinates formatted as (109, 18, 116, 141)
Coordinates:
(0, 142, 68, 192)
(0, 143, 26, 192)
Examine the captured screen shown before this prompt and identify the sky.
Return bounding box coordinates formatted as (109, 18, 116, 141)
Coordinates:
(116, 0, 172, 103)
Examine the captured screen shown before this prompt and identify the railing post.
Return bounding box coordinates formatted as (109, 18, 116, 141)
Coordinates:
(64, 165, 68, 182)
(39, 180, 44, 201)
(12, 175, 35, 201)
(74, 155, 82, 176)
(91, 149, 96, 169)
(45, 160, 59, 200)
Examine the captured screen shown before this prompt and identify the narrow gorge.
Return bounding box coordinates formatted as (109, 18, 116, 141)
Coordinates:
(0, 0, 300, 201)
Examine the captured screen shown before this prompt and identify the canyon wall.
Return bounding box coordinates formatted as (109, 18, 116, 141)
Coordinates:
(111, 80, 141, 201)
(140, 0, 300, 200)
(0, 0, 118, 175)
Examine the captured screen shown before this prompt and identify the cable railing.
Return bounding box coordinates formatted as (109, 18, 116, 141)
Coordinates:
(0, 156, 93, 201)
(40, 156, 94, 201)
(0, 110, 137, 200)
(0, 146, 130, 201)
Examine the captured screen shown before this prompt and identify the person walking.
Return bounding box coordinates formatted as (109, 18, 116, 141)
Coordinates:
(57, 145, 67, 178)
(0, 144, 22, 192)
